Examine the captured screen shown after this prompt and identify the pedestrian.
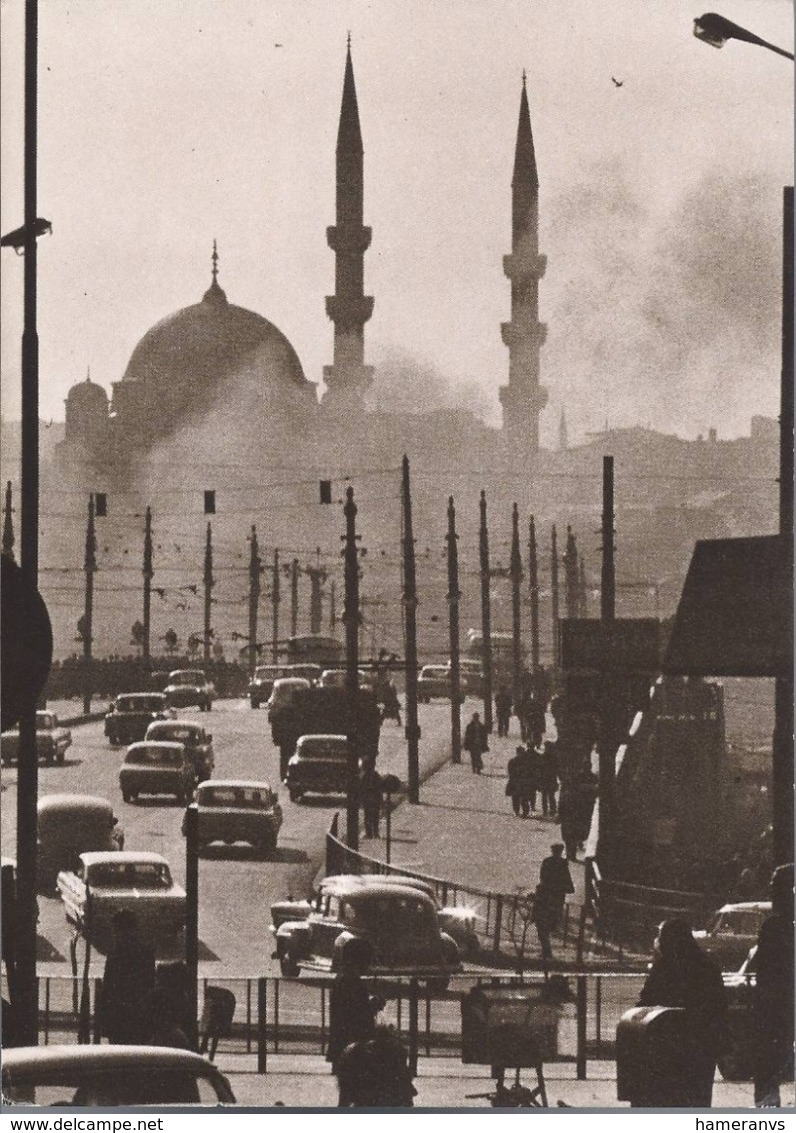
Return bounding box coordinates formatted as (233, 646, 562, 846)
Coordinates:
(360, 760, 383, 839)
(381, 681, 402, 726)
(532, 843, 574, 965)
(99, 909, 156, 1044)
(327, 940, 383, 1092)
(463, 711, 488, 774)
(539, 741, 558, 818)
(506, 745, 534, 818)
(336, 1025, 417, 1107)
(494, 687, 513, 738)
(752, 862, 794, 1107)
(525, 694, 546, 749)
(635, 917, 728, 1107)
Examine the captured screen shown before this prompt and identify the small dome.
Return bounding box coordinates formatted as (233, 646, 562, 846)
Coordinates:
(66, 373, 109, 405)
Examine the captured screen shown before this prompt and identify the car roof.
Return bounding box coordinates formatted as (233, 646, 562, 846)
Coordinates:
(147, 720, 202, 731)
(421, 665, 448, 673)
(322, 873, 434, 895)
(198, 779, 273, 792)
(716, 902, 772, 914)
(80, 851, 168, 867)
(116, 693, 166, 703)
(319, 875, 434, 902)
(168, 670, 205, 679)
(126, 740, 185, 752)
(38, 794, 113, 816)
(272, 677, 311, 688)
(296, 733, 347, 744)
(2, 1044, 222, 1076)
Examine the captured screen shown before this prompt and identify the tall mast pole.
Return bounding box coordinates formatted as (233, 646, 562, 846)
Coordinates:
(82, 494, 97, 715)
(343, 488, 361, 848)
(446, 497, 462, 764)
(479, 491, 494, 733)
(248, 526, 261, 675)
(271, 549, 280, 664)
(528, 516, 540, 670)
(402, 457, 420, 804)
(142, 506, 153, 663)
(203, 523, 213, 662)
(550, 525, 560, 671)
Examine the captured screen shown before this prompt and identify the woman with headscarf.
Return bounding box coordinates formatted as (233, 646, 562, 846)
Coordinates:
(635, 917, 728, 1107)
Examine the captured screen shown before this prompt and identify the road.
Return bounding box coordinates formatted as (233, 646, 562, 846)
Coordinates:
(1, 698, 456, 978)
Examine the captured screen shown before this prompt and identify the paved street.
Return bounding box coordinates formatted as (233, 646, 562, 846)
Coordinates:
(1, 698, 461, 977)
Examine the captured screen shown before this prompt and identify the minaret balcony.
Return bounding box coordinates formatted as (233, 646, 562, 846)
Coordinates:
(325, 295, 375, 325)
(501, 321, 548, 349)
(327, 225, 372, 253)
(503, 252, 546, 281)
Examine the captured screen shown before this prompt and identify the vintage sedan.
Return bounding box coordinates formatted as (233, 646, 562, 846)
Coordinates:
(273, 876, 462, 981)
(38, 794, 124, 889)
(145, 719, 215, 783)
(119, 740, 196, 804)
(2, 1045, 235, 1107)
(284, 733, 354, 802)
(190, 779, 283, 854)
(163, 669, 215, 712)
(272, 873, 481, 959)
(1, 711, 72, 767)
(265, 677, 311, 717)
(105, 693, 172, 746)
(693, 901, 771, 971)
(248, 665, 293, 708)
(57, 851, 186, 943)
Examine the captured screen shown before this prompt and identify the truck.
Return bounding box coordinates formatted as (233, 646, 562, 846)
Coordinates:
(268, 686, 382, 780)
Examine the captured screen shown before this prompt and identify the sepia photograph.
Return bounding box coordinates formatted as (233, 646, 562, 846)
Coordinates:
(0, 0, 793, 1115)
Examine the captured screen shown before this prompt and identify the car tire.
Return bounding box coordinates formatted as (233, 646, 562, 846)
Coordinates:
(56, 751, 65, 765)
(251, 699, 260, 710)
(122, 790, 132, 803)
(288, 787, 303, 803)
(280, 952, 300, 978)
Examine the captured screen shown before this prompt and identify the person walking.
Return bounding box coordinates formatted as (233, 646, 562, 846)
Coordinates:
(463, 711, 488, 774)
(539, 741, 558, 818)
(494, 687, 513, 738)
(634, 917, 728, 1107)
(99, 909, 156, 1044)
(360, 760, 383, 839)
(327, 941, 383, 1096)
(532, 844, 574, 965)
(525, 694, 546, 750)
(752, 862, 794, 1107)
(506, 745, 534, 818)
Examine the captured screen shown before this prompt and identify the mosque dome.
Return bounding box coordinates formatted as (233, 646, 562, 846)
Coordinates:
(66, 371, 109, 408)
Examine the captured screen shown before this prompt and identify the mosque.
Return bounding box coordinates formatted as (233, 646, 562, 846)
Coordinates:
(57, 45, 548, 474)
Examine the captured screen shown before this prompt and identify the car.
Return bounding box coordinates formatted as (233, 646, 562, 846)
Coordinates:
(1, 711, 72, 767)
(693, 901, 771, 972)
(37, 794, 124, 889)
(284, 733, 354, 802)
(265, 677, 312, 717)
(163, 669, 215, 711)
(319, 668, 347, 688)
(248, 665, 293, 708)
(272, 874, 481, 959)
(119, 740, 196, 804)
(105, 693, 172, 746)
(284, 663, 323, 685)
(1, 1045, 235, 1107)
(417, 665, 454, 703)
(272, 875, 462, 981)
(447, 658, 484, 697)
(57, 851, 186, 943)
(145, 719, 215, 783)
(190, 779, 283, 854)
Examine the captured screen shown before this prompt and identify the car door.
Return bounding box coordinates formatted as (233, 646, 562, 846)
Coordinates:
(310, 894, 346, 964)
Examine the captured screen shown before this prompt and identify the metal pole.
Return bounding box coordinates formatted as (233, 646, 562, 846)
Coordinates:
(402, 456, 421, 804)
(550, 525, 560, 672)
(184, 803, 199, 1050)
(528, 516, 540, 672)
(82, 494, 96, 715)
(386, 799, 392, 865)
(290, 558, 299, 638)
(271, 549, 280, 664)
(203, 523, 213, 663)
(329, 578, 336, 630)
(601, 457, 616, 622)
(142, 507, 153, 663)
(446, 497, 462, 763)
(510, 502, 523, 707)
(774, 186, 794, 866)
(599, 456, 616, 868)
(564, 526, 579, 619)
(2, 481, 15, 561)
(343, 488, 360, 850)
(248, 526, 261, 676)
(479, 491, 494, 733)
(16, 0, 40, 1047)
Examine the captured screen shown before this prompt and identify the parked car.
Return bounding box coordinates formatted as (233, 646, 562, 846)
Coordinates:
(273, 875, 462, 981)
(163, 669, 215, 712)
(285, 733, 353, 802)
(693, 901, 771, 971)
(145, 720, 214, 783)
(1, 1045, 235, 1107)
(248, 665, 293, 708)
(105, 694, 172, 746)
(119, 740, 196, 804)
(272, 874, 481, 959)
(265, 677, 311, 717)
(189, 779, 283, 854)
(38, 794, 124, 889)
(417, 665, 454, 703)
(57, 850, 186, 943)
(1, 711, 72, 767)
(284, 664, 323, 685)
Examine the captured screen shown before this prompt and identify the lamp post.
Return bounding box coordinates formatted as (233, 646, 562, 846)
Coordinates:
(693, 13, 794, 60)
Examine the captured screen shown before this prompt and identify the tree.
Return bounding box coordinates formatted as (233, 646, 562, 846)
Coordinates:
(130, 621, 145, 655)
(163, 628, 178, 655)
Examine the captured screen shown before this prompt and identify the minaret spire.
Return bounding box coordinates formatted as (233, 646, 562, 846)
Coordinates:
(203, 238, 227, 306)
(500, 73, 548, 455)
(323, 41, 374, 414)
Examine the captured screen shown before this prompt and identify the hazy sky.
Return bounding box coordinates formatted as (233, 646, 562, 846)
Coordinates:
(1, 0, 792, 444)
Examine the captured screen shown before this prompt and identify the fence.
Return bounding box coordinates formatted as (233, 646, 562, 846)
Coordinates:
(10, 971, 651, 1077)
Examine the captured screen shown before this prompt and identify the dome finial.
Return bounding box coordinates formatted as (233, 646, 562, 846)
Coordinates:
(522, 68, 527, 89)
(212, 239, 219, 283)
(86, 365, 91, 383)
(203, 239, 227, 306)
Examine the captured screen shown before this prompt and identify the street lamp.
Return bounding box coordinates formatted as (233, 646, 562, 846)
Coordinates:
(693, 13, 794, 60)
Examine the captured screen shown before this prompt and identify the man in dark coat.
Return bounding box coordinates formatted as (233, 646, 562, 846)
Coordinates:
(494, 687, 513, 738)
(100, 909, 156, 1044)
(506, 745, 535, 818)
(463, 712, 488, 774)
(533, 844, 575, 964)
(539, 741, 558, 817)
(752, 863, 794, 1107)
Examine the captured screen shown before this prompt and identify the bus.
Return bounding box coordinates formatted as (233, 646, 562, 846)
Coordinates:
(285, 635, 344, 669)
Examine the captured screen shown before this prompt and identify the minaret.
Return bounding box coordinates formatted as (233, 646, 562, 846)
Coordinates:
(500, 73, 548, 452)
(323, 38, 374, 413)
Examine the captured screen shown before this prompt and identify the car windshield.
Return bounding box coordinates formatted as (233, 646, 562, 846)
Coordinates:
(87, 861, 172, 888)
(126, 747, 182, 766)
(199, 786, 270, 808)
(149, 725, 199, 742)
(170, 672, 204, 686)
(36, 713, 56, 729)
(344, 894, 435, 939)
(117, 696, 164, 713)
(300, 740, 347, 759)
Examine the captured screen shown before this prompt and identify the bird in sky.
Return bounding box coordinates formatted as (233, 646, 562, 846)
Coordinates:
(274, 42, 283, 47)
(611, 76, 624, 87)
